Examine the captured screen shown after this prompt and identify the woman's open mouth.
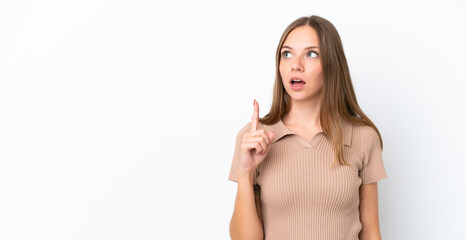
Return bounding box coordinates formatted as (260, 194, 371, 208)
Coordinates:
(290, 78, 305, 90)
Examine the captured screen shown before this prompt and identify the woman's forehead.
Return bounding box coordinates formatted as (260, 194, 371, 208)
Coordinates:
(283, 26, 320, 50)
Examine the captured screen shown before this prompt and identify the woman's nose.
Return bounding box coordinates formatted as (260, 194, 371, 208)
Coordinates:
(291, 58, 303, 71)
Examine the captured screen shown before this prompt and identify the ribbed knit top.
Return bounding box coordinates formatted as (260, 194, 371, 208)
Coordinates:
(228, 117, 387, 240)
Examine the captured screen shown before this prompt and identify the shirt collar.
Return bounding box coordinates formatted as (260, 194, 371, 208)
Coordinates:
(260, 116, 353, 146)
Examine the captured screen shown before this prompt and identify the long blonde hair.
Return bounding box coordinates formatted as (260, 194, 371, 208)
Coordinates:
(260, 15, 383, 166)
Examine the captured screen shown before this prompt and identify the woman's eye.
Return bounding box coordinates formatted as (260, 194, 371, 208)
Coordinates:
(282, 51, 292, 59)
(307, 51, 318, 58)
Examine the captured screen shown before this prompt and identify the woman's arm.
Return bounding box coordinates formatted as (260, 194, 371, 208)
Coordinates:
(229, 171, 264, 240)
(358, 182, 382, 240)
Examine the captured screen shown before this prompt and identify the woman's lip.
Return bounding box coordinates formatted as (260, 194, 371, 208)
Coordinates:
(289, 77, 306, 83)
(290, 82, 305, 90)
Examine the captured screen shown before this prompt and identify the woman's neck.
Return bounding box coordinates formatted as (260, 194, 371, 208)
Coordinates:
(283, 97, 322, 130)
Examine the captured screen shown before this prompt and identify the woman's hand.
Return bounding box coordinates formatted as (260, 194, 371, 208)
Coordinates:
(238, 99, 274, 175)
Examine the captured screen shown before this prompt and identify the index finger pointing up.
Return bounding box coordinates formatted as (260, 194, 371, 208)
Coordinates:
(250, 99, 259, 132)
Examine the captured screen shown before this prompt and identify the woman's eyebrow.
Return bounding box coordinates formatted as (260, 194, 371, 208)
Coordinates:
(282, 45, 319, 50)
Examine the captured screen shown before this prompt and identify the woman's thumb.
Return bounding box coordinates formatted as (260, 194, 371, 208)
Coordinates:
(268, 131, 274, 141)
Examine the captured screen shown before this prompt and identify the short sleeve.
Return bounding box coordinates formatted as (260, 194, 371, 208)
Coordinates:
(359, 127, 387, 184)
(228, 122, 251, 183)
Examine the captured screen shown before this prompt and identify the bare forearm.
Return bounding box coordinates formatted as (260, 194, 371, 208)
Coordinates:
(229, 171, 263, 240)
(359, 229, 382, 240)
(359, 182, 382, 240)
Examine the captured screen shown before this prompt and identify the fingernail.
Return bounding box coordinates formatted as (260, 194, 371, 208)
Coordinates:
(253, 99, 255, 106)
(260, 153, 263, 155)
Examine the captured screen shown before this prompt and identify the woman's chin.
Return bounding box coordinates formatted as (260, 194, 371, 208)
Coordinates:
(288, 92, 323, 102)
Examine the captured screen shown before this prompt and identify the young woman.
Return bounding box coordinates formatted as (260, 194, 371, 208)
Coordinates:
(228, 15, 387, 240)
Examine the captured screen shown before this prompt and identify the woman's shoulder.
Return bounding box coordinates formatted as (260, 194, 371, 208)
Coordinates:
(234, 121, 251, 138)
(351, 123, 382, 149)
(352, 124, 379, 138)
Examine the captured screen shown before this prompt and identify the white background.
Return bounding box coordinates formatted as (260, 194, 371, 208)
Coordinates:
(1, 0, 465, 239)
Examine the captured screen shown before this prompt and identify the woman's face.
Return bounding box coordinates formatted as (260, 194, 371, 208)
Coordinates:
(279, 25, 324, 103)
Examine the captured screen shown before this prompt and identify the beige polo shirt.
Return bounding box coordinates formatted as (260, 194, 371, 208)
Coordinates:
(228, 117, 387, 240)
